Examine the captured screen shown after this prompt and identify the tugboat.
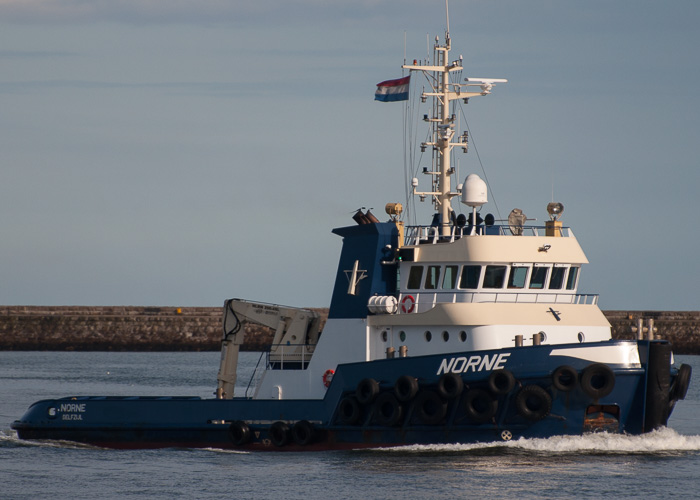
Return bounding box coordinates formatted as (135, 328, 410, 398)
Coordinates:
(12, 15, 691, 450)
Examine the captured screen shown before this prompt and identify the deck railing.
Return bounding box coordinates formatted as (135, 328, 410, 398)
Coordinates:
(404, 224, 573, 246)
(398, 291, 598, 314)
(265, 343, 315, 369)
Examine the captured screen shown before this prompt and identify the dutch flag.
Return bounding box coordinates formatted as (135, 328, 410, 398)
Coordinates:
(374, 76, 410, 102)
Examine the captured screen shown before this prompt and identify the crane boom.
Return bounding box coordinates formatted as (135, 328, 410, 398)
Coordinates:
(216, 299, 322, 399)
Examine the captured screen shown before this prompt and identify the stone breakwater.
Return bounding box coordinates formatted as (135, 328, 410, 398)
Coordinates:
(0, 306, 698, 354)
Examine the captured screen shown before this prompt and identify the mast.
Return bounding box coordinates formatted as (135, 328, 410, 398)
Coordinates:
(404, 32, 506, 237)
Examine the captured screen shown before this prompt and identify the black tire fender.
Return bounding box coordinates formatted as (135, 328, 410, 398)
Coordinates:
(580, 363, 615, 399)
(462, 388, 498, 423)
(671, 363, 692, 401)
(552, 365, 578, 392)
(356, 378, 380, 405)
(414, 390, 447, 425)
(437, 372, 464, 400)
(337, 396, 361, 425)
(515, 385, 552, 421)
(292, 420, 315, 446)
(229, 420, 251, 446)
(269, 421, 291, 447)
(394, 375, 419, 402)
(373, 392, 403, 426)
(488, 369, 516, 395)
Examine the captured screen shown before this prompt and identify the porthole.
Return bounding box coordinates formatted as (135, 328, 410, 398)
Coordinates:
(399, 331, 406, 342)
(442, 331, 449, 342)
(578, 332, 585, 343)
(381, 330, 388, 342)
(425, 331, 432, 342)
(539, 331, 547, 343)
(459, 331, 467, 342)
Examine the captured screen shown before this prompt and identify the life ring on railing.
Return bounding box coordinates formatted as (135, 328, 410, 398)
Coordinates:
(322, 369, 335, 388)
(401, 295, 415, 314)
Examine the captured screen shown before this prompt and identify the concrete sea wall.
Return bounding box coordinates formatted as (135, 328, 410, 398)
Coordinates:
(1, 306, 699, 354)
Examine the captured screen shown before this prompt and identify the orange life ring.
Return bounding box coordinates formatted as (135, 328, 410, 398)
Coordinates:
(322, 369, 335, 388)
(401, 295, 415, 313)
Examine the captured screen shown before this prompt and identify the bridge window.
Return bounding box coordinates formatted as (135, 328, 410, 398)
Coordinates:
(566, 267, 579, 290)
(483, 265, 507, 289)
(442, 265, 458, 289)
(425, 265, 441, 290)
(407, 266, 423, 289)
(549, 267, 566, 289)
(459, 265, 481, 289)
(507, 266, 529, 289)
(529, 266, 548, 289)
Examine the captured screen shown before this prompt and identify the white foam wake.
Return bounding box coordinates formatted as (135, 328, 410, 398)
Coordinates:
(378, 427, 700, 455)
(0, 428, 99, 449)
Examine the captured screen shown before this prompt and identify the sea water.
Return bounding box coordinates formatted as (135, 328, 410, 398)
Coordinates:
(1, 351, 699, 499)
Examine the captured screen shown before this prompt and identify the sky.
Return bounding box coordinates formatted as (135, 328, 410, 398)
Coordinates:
(1, 0, 699, 310)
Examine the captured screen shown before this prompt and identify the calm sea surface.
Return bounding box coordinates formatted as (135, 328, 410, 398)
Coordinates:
(2, 351, 699, 499)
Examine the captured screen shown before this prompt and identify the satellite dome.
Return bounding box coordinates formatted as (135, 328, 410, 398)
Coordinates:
(461, 174, 488, 207)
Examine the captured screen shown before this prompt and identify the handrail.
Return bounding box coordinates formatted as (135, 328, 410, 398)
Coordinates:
(245, 352, 267, 398)
(404, 224, 573, 246)
(397, 291, 598, 313)
(266, 343, 315, 369)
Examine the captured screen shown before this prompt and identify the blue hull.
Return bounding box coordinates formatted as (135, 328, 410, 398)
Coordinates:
(12, 340, 687, 450)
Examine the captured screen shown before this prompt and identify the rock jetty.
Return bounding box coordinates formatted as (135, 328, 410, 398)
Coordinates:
(0, 306, 698, 354)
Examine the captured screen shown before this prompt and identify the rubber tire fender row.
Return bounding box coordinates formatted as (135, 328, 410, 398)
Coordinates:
(515, 385, 552, 421)
(462, 388, 498, 424)
(551, 365, 578, 392)
(356, 378, 380, 405)
(373, 392, 404, 427)
(437, 372, 464, 400)
(292, 420, 316, 446)
(580, 363, 615, 399)
(269, 421, 291, 447)
(488, 369, 516, 396)
(414, 389, 447, 425)
(337, 396, 361, 425)
(394, 375, 419, 402)
(229, 420, 252, 446)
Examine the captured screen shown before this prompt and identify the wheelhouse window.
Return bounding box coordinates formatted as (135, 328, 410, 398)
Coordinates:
(407, 266, 423, 289)
(529, 266, 548, 289)
(507, 266, 528, 289)
(459, 265, 481, 289)
(442, 265, 458, 289)
(483, 265, 507, 289)
(566, 266, 579, 290)
(549, 266, 566, 289)
(424, 265, 441, 290)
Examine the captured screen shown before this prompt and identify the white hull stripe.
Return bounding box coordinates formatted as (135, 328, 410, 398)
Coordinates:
(549, 345, 641, 367)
